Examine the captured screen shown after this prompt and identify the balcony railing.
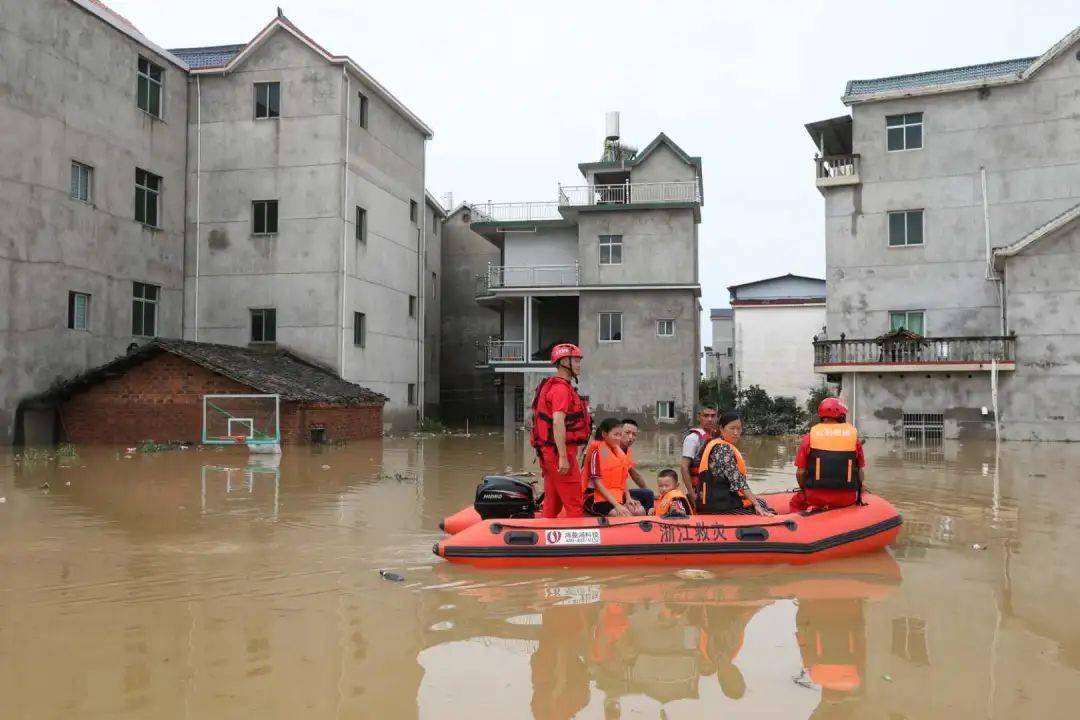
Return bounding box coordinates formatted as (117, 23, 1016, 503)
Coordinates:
(481, 262, 580, 292)
(815, 154, 860, 187)
(488, 339, 526, 363)
(470, 201, 562, 222)
(813, 335, 1016, 370)
(558, 180, 701, 207)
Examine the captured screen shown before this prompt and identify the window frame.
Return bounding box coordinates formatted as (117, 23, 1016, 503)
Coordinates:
(410, 199, 418, 224)
(598, 311, 623, 343)
(408, 294, 417, 318)
(656, 319, 676, 337)
(253, 81, 281, 120)
(134, 168, 162, 228)
(357, 91, 369, 128)
(656, 400, 676, 421)
(889, 309, 927, 336)
(68, 291, 91, 331)
(353, 311, 366, 347)
(888, 209, 924, 247)
(136, 55, 164, 118)
(886, 112, 923, 152)
(131, 281, 159, 337)
(250, 308, 277, 344)
(599, 234, 623, 265)
(252, 199, 279, 236)
(70, 161, 93, 203)
(356, 206, 367, 243)
(407, 383, 417, 406)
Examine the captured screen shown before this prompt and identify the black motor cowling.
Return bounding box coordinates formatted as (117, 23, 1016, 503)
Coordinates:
(474, 475, 537, 520)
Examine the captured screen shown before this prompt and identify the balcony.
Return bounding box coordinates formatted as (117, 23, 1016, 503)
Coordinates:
(813, 334, 1016, 373)
(475, 263, 580, 297)
(558, 179, 701, 207)
(815, 154, 860, 188)
(488, 339, 526, 363)
(470, 201, 562, 222)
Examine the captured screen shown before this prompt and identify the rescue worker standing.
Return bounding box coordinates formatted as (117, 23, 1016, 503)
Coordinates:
(790, 397, 865, 513)
(531, 343, 592, 518)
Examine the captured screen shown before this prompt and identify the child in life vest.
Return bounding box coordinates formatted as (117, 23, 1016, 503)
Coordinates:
(652, 468, 693, 516)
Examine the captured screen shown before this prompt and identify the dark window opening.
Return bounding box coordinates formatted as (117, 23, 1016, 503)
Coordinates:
(254, 82, 280, 119)
(251, 308, 277, 343)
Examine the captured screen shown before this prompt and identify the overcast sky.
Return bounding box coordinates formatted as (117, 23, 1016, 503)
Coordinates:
(111, 0, 1078, 340)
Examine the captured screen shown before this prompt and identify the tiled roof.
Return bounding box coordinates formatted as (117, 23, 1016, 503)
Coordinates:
(710, 308, 733, 319)
(169, 44, 246, 69)
(845, 57, 1038, 99)
(30, 339, 387, 405)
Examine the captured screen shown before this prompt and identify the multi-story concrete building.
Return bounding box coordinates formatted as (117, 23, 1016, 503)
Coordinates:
(468, 116, 704, 428)
(729, 274, 825, 404)
(2, 2, 436, 441)
(2, 0, 189, 443)
(706, 308, 735, 382)
(808, 25, 1080, 440)
(423, 192, 447, 421)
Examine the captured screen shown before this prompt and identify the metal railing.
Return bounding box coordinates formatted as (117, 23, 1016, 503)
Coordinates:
(558, 179, 701, 207)
(470, 201, 562, 222)
(484, 262, 579, 291)
(814, 154, 860, 185)
(488, 339, 526, 363)
(813, 335, 1016, 366)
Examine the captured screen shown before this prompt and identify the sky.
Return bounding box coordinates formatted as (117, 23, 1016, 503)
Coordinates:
(109, 0, 1079, 342)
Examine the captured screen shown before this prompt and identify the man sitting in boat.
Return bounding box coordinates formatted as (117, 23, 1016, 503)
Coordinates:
(696, 412, 773, 515)
(679, 404, 719, 506)
(790, 397, 864, 513)
(618, 418, 655, 513)
(582, 418, 646, 517)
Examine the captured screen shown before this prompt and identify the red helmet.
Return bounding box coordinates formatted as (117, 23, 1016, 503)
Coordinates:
(818, 397, 848, 419)
(550, 343, 583, 364)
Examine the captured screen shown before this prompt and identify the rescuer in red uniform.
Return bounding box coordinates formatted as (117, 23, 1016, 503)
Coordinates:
(531, 343, 592, 518)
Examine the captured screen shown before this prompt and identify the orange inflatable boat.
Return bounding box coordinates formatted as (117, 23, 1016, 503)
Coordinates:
(434, 490, 901, 568)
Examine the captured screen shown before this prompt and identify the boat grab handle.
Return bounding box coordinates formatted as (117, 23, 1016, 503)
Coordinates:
(735, 527, 769, 542)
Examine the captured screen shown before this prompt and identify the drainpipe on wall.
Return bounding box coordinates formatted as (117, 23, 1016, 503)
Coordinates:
(981, 166, 1006, 335)
(339, 67, 350, 377)
(194, 76, 202, 341)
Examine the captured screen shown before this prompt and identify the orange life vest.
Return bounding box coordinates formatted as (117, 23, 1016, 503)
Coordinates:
(806, 422, 860, 491)
(653, 487, 694, 516)
(696, 438, 751, 513)
(530, 376, 592, 450)
(581, 440, 631, 504)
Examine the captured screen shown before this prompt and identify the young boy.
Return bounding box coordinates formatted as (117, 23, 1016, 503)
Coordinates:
(653, 468, 693, 516)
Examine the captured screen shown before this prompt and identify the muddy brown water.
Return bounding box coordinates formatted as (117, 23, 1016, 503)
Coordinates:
(1, 432, 1078, 718)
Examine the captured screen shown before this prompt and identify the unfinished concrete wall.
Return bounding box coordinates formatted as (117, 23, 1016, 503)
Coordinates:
(423, 198, 443, 420)
(734, 304, 825, 404)
(503, 227, 578, 282)
(710, 313, 734, 381)
(439, 209, 501, 425)
(576, 208, 697, 286)
(577, 289, 697, 426)
(629, 143, 697, 185)
(0, 0, 188, 443)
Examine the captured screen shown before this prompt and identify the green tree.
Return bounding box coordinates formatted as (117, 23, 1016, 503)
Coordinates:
(806, 380, 832, 418)
(699, 376, 737, 411)
(735, 384, 808, 436)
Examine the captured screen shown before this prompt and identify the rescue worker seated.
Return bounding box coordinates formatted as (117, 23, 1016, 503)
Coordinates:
(696, 412, 773, 515)
(619, 418, 655, 513)
(652, 468, 693, 517)
(582, 418, 646, 518)
(790, 397, 865, 513)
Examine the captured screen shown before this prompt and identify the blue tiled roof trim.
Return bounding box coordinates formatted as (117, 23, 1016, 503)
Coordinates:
(845, 56, 1038, 97)
(169, 44, 246, 69)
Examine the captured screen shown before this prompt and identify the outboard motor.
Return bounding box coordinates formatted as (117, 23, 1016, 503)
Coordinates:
(474, 475, 537, 520)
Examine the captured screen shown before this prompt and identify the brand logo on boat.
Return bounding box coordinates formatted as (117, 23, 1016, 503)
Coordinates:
(545, 529, 601, 545)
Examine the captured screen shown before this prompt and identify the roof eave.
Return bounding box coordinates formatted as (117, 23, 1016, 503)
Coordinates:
(70, 0, 190, 71)
(842, 74, 1021, 106)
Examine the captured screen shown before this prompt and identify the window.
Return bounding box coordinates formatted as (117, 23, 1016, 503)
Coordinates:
(410, 200, 418, 223)
(358, 91, 369, 128)
(254, 82, 280, 119)
(599, 235, 623, 265)
(599, 311, 623, 342)
(886, 112, 923, 151)
(252, 200, 278, 235)
(250, 308, 277, 343)
(889, 310, 925, 336)
(513, 386, 525, 424)
(407, 383, 417, 406)
(353, 311, 366, 347)
(134, 168, 161, 227)
(902, 413, 943, 445)
(726, 346, 733, 357)
(132, 282, 159, 337)
(68, 292, 90, 330)
(409, 295, 417, 317)
(137, 56, 163, 117)
(656, 319, 676, 337)
(888, 209, 923, 246)
(356, 206, 367, 243)
(70, 162, 92, 203)
(432, 214, 439, 235)
(657, 401, 676, 421)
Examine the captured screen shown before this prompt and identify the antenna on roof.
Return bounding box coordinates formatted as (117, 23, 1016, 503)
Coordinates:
(277, 6, 284, 18)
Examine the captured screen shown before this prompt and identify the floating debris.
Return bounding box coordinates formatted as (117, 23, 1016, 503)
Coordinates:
(64, 481, 71, 487)
(379, 570, 405, 582)
(972, 543, 986, 551)
(676, 568, 715, 581)
(39, 482, 49, 490)
(882, 674, 893, 682)
(0, 497, 6, 504)
(321, 464, 331, 470)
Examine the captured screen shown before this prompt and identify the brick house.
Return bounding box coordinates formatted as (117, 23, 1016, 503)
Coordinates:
(20, 339, 386, 445)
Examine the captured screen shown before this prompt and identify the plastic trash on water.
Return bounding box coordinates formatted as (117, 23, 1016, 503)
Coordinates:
(379, 570, 405, 582)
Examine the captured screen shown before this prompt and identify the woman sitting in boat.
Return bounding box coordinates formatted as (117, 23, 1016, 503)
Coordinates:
(696, 412, 773, 516)
(582, 418, 646, 518)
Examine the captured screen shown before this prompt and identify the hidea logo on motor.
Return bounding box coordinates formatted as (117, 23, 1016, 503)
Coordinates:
(545, 529, 601, 545)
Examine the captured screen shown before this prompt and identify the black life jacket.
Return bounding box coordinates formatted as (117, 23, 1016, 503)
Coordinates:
(530, 376, 591, 449)
(805, 423, 861, 491)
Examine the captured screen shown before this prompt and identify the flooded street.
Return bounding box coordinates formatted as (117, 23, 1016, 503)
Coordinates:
(2, 432, 1079, 719)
